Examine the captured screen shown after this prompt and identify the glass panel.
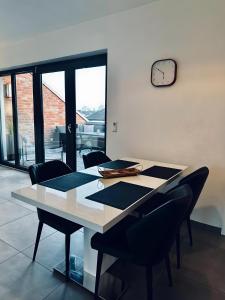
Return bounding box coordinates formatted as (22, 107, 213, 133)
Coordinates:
(0, 76, 15, 164)
(75, 66, 106, 170)
(16, 73, 35, 166)
(42, 71, 66, 162)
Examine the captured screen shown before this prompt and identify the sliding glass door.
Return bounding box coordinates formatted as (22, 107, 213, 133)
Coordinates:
(0, 54, 107, 171)
(16, 73, 35, 166)
(42, 71, 66, 162)
(37, 55, 107, 171)
(75, 66, 106, 170)
(0, 76, 15, 164)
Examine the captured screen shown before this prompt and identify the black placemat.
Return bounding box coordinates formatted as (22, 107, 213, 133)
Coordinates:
(86, 181, 153, 210)
(141, 166, 182, 180)
(99, 160, 138, 169)
(40, 172, 100, 192)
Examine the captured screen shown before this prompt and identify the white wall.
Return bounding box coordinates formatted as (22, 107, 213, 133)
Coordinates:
(1, 0, 225, 231)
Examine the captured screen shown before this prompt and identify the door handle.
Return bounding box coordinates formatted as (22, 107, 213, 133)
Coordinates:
(67, 123, 72, 134)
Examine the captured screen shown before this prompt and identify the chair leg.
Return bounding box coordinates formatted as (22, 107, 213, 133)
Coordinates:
(32, 222, 43, 261)
(176, 229, 181, 269)
(95, 252, 103, 300)
(187, 216, 193, 247)
(165, 254, 173, 287)
(65, 234, 70, 281)
(146, 265, 153, 300)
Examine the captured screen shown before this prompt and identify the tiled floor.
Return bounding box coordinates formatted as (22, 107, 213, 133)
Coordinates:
(0, 165, 225, 299)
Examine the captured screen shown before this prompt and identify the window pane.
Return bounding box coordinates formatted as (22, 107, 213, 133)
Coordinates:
(42, 71, 66, 162)
(0, 76, 15, 163)
(16, 73, 35, 166)
(75, 66, 106, 171)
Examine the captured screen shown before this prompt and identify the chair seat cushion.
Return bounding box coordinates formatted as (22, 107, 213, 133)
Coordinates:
(37, 209, 82, 234)
(91, 215, 137, 260)
(135, 192, 168, 216)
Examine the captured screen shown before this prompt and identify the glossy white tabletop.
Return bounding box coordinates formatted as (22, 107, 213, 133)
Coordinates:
(12, 158, 187, 233)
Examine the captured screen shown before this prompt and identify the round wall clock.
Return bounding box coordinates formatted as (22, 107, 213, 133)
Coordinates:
(151, 59, 177, 87)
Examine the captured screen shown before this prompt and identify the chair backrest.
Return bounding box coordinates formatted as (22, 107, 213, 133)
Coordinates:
(28, 160, 72, 184)
(179, 167, 209, 215)
(126, 184, 192, 265)
(82, 151, 111, 169)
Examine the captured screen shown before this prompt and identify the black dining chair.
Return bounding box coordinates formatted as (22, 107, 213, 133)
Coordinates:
(175, 166, 209, 267)
(82, 151, 111, 169)
(28, 160, 83, 280)
(91, 184, 192, 300)
(136, 166, 209, 268)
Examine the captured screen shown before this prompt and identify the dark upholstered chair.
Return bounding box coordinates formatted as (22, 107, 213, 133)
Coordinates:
(91, 185, 192, 300)
(82, 151, 111, 169)
(28, 160, 82, 280)
(179, 167, 209, 243)
(136, 167, 209, 268)
(175, 166, 209, 267)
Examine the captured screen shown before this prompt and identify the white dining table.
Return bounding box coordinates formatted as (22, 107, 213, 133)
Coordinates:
(12, 157, 187, 293)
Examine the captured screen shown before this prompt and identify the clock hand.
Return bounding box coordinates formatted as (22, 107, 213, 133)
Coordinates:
(154, 67, 165, 79)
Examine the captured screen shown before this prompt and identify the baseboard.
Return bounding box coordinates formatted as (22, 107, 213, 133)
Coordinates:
(190, 219, 221, 234)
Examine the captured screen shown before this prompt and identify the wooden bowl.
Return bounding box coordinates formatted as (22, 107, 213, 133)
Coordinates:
(98, 167, 141, 179)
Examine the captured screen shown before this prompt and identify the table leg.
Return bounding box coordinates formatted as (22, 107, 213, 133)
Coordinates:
(53, 227, 117, 293)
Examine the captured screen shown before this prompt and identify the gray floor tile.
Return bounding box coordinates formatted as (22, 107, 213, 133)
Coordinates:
(44, 282, 93, 300)
(0, 201, 32, 226)
(10, 198, 37, 212)
(0, 169, 30, 201)
(153, 268, 225, 300)
(23, 230, 84, 271)
(1, 176, 29, 187)
(0, 253, 61, 300)
(1, 185, 30, 201)
(0, 213, 56, 251)
(0, 239, 18, 263)
(0, 197, 8, 204)
(178, 240, 225, 294)
(0, 169, 27, 179)
(0, 166, 26, 175)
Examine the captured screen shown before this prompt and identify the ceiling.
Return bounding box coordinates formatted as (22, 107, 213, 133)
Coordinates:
(0, 0, 156, 45)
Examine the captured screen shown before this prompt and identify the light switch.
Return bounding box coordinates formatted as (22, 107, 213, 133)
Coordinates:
(112, 122, 118, 132)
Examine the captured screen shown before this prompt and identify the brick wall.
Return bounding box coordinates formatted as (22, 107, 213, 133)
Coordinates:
(2, 73, 86, 145)
(16, 74, 35, 144)
(42, 77, 66, 143)
(2, 76, 13, 135)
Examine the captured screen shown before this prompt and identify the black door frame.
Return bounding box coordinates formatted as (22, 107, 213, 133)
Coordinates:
(0, 70, 34, 171)
(0, 53, 107, 171)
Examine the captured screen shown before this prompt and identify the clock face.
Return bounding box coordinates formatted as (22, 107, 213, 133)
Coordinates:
(151, 59, 177, 87)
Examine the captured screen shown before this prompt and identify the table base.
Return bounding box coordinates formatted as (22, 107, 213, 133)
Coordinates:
(53, 255, 128, 300)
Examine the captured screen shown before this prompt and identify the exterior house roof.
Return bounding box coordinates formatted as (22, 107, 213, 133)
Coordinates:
(76, 111, 89, 122)
(42, 80, 65, 101)
(43, 81, 88, 123)
(88, 109, 105, 121)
